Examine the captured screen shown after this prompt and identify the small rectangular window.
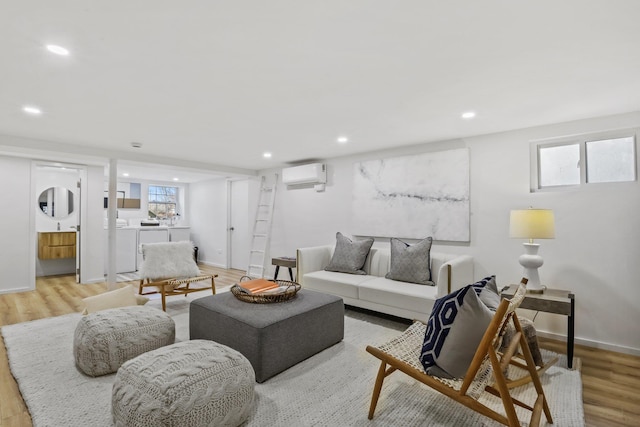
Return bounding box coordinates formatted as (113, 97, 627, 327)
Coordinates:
(539, 144, 580, 187)
(535, 132, 637, 190)
(586, 136, 636, 183)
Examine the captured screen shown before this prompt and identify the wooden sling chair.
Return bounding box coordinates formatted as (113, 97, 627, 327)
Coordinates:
(138, 241, 217, 311)
(366, 282, 553, 427)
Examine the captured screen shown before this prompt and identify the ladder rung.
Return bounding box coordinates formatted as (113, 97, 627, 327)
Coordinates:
(248, 264, 264, 269)
(256, 219, 268, 222)
(253, 233, 267, 237)
(250, 250, 265, 253)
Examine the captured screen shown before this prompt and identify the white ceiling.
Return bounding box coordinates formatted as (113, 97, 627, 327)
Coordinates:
(1, 1, 640, 181)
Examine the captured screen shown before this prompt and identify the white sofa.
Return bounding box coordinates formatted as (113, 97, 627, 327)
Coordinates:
(296, 245, 474, 322)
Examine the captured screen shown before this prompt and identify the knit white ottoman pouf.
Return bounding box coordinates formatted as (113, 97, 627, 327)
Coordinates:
(74, 305, 175, 377)
(112, 340, 255, 427)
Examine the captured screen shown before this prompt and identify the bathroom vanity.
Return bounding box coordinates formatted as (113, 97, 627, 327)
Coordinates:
(38, 231, 76, 259)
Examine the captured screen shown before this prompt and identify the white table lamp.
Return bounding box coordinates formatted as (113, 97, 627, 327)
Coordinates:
(509, 208, 555, 293)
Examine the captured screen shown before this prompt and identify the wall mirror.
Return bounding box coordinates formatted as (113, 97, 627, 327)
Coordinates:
(38, 187, 75, 219)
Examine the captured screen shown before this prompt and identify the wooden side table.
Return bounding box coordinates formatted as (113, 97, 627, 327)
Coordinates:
(272, 257, 296, 281)
(501, 285, 575, 369)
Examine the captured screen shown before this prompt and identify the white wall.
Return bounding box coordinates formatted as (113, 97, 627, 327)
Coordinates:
(189, 178, 228, 267)
(262, 111, 640, 355)
(0, 156, 34, 293)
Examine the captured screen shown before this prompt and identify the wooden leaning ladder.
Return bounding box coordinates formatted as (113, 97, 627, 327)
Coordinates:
(246, 175, 277, 279)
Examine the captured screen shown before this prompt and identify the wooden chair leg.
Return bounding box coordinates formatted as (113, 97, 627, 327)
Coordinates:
(183, 281, 190, 297)
(138, 279, 144, 295)
(161, 287, 167, 311)
(369, 361, 387, 420)
(488, 348, 520, 427)
(211, 277, 216, 294)
(530, 394, 543, 427)
(513, 316, 553, 424)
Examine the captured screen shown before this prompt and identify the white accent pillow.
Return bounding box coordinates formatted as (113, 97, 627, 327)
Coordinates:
(140, 241, 200, 280)
(82, 285, 147, 314)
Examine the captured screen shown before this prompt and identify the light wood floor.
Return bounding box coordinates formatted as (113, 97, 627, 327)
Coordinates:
(1, 268, 638, 427)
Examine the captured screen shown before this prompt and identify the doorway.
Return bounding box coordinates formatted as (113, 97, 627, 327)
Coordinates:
(34, 163, 84, 281)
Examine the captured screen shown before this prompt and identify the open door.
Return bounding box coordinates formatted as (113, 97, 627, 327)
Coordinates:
(75, 178, 81, 282)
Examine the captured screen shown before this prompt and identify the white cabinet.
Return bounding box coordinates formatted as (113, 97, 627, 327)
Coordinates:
(169, 227, 190, 242)
(137, 228, 169, 269)
(116, 228, 137, 273)
(103, 228, 137, 274)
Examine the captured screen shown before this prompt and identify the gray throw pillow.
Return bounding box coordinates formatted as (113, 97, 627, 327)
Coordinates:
(419, 284, 494, 379)
(325, 232, 374, 275)
(471, 275, 501, 311)
(385, 237, 433, 285)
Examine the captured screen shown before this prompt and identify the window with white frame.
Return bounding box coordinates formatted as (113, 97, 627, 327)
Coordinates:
(535, 133, 637, 190)
(585, 136, 636, 183)
(148, 185, 178, 219)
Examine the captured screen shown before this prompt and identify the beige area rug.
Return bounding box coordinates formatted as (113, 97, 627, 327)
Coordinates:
(2, 295, 584, 427)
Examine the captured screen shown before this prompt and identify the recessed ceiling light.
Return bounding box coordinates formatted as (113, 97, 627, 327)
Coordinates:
(22, 106, 42, 115)
(263, 152, 272, 158)
(46, 44, 70, 56)
(173, 177, 179, 181)
(337, 136, 349, 144)
(461, 111, 476, 119)
(122, 173, 129, 177)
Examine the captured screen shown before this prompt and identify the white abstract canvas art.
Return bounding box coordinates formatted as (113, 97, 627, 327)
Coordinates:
(352, 148, 470, 241)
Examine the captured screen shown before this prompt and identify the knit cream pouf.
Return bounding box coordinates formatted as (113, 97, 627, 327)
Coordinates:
(112, 340, 255, 427)
(74, 306, 175, 377)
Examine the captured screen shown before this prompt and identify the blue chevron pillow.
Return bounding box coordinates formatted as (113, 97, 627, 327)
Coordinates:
(419, 277, 497, 379)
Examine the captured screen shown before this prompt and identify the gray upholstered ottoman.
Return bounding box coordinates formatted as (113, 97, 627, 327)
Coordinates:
(190, 289, 344, 383)
(74, 305, 175, 377)
(112, 340, 255, 427)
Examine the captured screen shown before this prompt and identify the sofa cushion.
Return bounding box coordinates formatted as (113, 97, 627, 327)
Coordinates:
(303, 270, 375, 299)
(358, 277, 439, 315)
(385, 237, 433, 285)
(419, 284, 494, 379)
(325, 232, 374, 275)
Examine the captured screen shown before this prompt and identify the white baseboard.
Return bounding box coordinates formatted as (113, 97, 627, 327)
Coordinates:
(536, 329, 640, 357)
(198, 260, 227, 269)
(82, 277, 107, 284)
(0, 285, 33, 295)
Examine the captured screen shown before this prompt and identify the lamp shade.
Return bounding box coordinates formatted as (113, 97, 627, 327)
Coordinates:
(509, 209, 555, 239)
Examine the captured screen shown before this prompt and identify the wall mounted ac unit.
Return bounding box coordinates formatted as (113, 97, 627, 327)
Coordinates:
(282, 163, 326, 185)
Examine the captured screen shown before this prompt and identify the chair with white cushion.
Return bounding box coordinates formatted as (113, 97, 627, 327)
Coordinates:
(138, 241, 216, 311)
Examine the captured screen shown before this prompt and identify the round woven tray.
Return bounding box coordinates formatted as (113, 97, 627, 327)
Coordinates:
(230, 278, 301, 304)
